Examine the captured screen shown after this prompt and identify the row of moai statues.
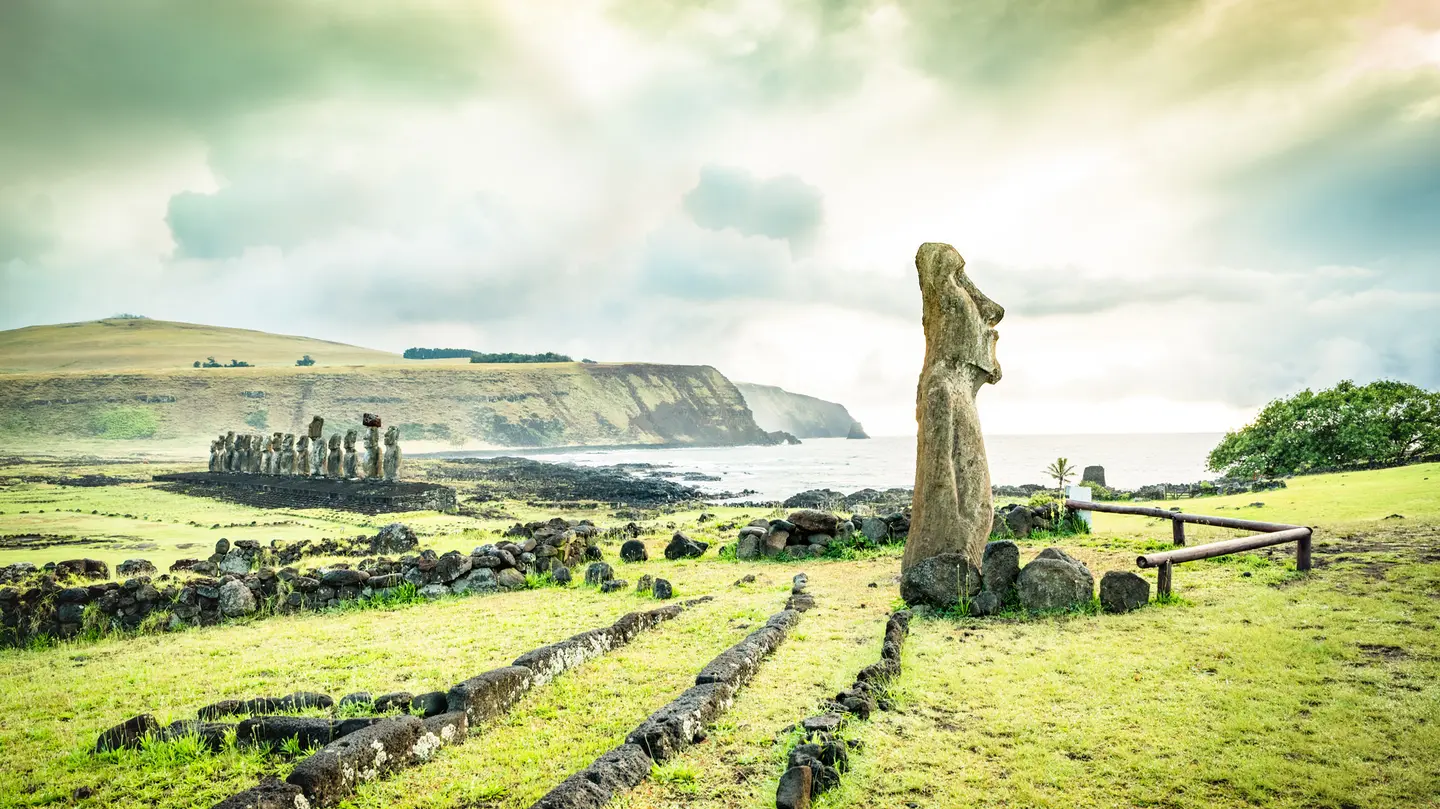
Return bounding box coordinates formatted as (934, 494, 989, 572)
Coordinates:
(207, 415, 401, 481)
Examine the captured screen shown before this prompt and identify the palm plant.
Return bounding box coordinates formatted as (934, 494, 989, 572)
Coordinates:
(1046, 457, 1076, 495)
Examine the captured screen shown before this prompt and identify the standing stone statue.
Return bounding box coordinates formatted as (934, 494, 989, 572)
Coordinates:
(297, 435, 311, 476)
(363, 425, 382, 479)
(342, 429, 360, 479)
(224, 431, 237, 472)
(234, 435, 247, 473)
(265, 433, 281, 475)
(280, 434, 297, 475)
(326, 434, 343, 478)
(382, 426, 401, 481)
(901, 242, 1005, 584)
(249, 434, 265, 474)
(310, 419, 327, 476)
(209, 437, 223, 472)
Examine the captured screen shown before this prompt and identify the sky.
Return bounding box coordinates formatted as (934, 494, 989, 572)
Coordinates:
(1, 0, 1438, 436)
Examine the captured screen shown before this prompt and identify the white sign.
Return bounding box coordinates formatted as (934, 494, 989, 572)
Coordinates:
(1067, 485, 1093, 529)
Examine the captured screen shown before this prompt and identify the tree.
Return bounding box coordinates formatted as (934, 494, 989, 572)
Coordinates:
(1046, 457, 1075, 494)
(296, 355, 316, 366)
(1207, 380, 1440, 478)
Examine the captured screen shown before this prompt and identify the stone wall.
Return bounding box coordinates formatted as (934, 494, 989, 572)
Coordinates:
(0, 518, 608, 647)
(152, 472, 457, 514)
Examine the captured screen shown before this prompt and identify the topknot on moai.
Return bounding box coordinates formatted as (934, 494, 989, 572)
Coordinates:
(363, 414, 383, 479)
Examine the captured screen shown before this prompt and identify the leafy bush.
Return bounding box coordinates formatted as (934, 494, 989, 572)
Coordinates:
(403, 347, 476, 359)
(295, 355, 315, 366)
(245, 410, 268, 429)
(1208, 380, 1440, 478)
(469, 351, 573, 364)
(90, 407, 159, 439)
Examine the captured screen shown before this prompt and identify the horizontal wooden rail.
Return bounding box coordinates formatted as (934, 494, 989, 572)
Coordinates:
(1063, 498, 1314, 598)
(1136, 527, 1312, 569)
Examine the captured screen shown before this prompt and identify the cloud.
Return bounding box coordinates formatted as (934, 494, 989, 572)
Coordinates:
(682, 166, 825, 251)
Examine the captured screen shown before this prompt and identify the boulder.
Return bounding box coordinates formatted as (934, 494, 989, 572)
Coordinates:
(219, 550, 252, 576)
(786, 510, 839, 536)
(970, 590, 1002, 617)
(584, 562, 614, 587)
(635, 574, 654, 594)
(409, 691, 448, 718)
(664, 532, 708, 560)
(736, 533, 763, 560)
(213, 777, 308, 809)
(764, 530, 790, 557)
(652, 578, 673, 600)
(860, 516, 889, 543)
(95, 713, 159, 752)
(433, 551, 472, 583)
(1017, 558, 1094, 612)
(776, 765, 813, 809)
(372, 523, 419, 554)
(419, 584, 450, 599)
(899, 553, 981, 610)
(981, 540, 1020, 596)
(496, 569, 526, 590)
(320, 568, 367, 587)
(446, 666, 533, 725)
(619, 540, 648, 563)
(551, 566, 573, 585)
(285, 716, 423, 806)
(218, 579, 258, 617)
(600, 579, 629, 594)
(1100, 570, 1150, 613)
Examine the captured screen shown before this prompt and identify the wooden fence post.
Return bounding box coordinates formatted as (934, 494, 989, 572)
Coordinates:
(1172, 519, 1185, 547)
(1297, 530, 1313, 572)
(1157, 561, 1173, 599)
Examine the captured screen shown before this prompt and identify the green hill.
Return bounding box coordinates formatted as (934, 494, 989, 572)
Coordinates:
(0, 317, 402, 374)
(0, 320, 774, 455)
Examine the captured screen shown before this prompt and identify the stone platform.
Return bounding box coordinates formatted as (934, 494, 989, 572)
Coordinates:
(152, 473, 457, 514)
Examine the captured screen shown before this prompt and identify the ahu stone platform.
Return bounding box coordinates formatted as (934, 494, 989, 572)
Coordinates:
(152, 473, 457, 514)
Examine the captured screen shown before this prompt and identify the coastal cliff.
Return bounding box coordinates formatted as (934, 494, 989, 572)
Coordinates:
(735, 382, 863, 439)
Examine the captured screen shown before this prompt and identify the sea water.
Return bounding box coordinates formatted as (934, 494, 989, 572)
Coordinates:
(500, 433, 1225, 502)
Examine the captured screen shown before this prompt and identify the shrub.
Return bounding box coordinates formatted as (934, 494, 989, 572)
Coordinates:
(295, 355, 316, 366)
(403, 347, 477, 360)
(1208, 379, 1440, 477)
(90, 407, 159, 439)
(245, 410, 268, 429)
(469, 351, 573, 364)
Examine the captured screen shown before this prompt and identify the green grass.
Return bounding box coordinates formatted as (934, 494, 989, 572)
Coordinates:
(0, 462, 1438, 807)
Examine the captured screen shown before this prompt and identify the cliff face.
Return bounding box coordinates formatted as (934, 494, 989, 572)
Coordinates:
(735, 382, 860, 439)
(0, 363, 773, 455)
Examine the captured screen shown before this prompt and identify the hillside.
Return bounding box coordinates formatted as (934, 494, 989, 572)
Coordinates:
(736, 382, 861, 438)
(0, 361, 773, 455)
(0, 318, 401, 374)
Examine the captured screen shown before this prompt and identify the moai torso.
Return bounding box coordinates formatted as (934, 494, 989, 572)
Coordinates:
(297, 436, 311, 476)
(342, 430, 360, 478)
(224, 432, 237, 472)
(364, 427, 382, 479)
(383, 426, 401, 481)
(281, 434, 296, 475)
(326, 434, 343, 477)
(251, 434, 266, 474)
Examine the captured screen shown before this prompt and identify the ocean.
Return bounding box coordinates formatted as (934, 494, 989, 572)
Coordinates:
(498, 433, 1226, 502)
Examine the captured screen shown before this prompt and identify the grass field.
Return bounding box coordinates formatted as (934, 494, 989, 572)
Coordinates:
(0, 463, 1437, 808)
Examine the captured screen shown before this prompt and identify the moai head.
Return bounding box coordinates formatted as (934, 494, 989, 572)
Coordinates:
(308, 416, 324, 440)
(915, 242, 1005, 385)
(384, 426, 399, 446)
(344, 429, 358, 450)
(328, 433, 342, 451)
(298, 435, 310, 453)
(225, 431, 236, 449)
(282, 434, 295, 452)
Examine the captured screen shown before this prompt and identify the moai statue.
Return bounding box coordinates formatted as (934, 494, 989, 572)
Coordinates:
(280, 434, 296, 475)
(235, 434, 248, 474)
(363, 415, 383, 480)
(308, 417, 326, 476)
(209, 437, 222, 472)
(297, 435, 311, 476)
(224, 431, 237, 472)
(250, 434, 265, 474)
(382, 426, 402, 482)
(342, 429, 360, 479)
(901, 242, 1005, 604)
(326, 433, 343, 478)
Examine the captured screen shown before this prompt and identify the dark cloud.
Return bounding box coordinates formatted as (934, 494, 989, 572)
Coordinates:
(682, 166, 824, 251)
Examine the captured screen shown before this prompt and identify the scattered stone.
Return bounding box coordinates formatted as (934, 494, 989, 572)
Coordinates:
(600, 580, 629, 594)
(339, 692, 373, 710)
(496, 569, 526, 590)
(733, 574, 756, 586)
(1099, 570, 1150, 614)
(860, 516, 889, 543)
(584, 562, 614, 587)
(636, 574, 654, 594)
(981, 540, 1020, 598)
(551, 566, 573, 585)
(116, 559, 157, 577)
(792, 573, 808, 595)
(664, 532, 708, 560)
(736, 533, 763, 560)
(409, 691, 449, 718)
(764, 529, 790, 558)
(620, 539, 649, 563)
(970, 590, 1002, 616)
(374, 692, 415, 713)
(652, 578, 673, 600)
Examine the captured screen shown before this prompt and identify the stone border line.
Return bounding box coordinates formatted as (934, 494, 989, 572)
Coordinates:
(179, 601, 710, 808)
(527, 577, 818, 809)
(774, 609, 910, 809)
